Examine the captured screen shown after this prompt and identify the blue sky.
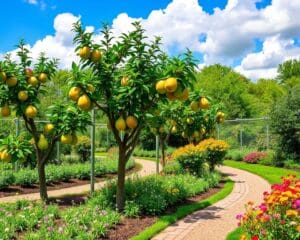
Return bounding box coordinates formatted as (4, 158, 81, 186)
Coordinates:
(0, 0, 299, 80)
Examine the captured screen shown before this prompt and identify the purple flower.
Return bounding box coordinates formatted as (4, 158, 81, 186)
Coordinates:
(236, 214, 243, 220)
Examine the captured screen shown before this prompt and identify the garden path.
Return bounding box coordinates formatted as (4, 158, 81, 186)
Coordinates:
(0, 159, 158, 203)
(152, 166, 270, 240)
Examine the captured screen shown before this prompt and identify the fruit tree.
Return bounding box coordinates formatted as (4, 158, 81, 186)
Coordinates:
(70, 21, 196, 211)
(0, 41, 90, 202)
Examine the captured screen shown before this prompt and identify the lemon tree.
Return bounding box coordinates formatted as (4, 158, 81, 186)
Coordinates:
(0, 41, 89, 202)
(70, 21, 196, 211)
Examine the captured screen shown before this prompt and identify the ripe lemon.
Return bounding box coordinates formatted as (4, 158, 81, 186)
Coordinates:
(6, 76, 18, 87)
(18, 91, 28, 102)
(69, 87, 81, 101)
(44, 123, 54, 134)
(25, 105, 37, 119)
(1, 105, 11, 117)
(164, 77, 177, 93)
(28, 76, 38, 86)
(186, 118, 193, 125)
(126, 116, 138, 129)
(79, 46, 91, 59)
(0, 71, 7, 82)
(115, 117, 126, 131)
(91, 49, 102, 63)
(77, 94, 91, 111)
(155, 80, 166, 94)
(1, 150, 11, 162)
(38, 73, 48, 83)
(199, 97, 209, 109)
(171, 125, 177, 133)
(121, 76, 129, 86)
(61, 134, 73, 145)
(37, 134, 49, 150)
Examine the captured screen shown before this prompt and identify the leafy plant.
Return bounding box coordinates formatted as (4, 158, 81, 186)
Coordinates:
(243, 152, 268, 164)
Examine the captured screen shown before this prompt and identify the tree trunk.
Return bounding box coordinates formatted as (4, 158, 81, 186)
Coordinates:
(37, 159, 48, 202)
(116, 146, 127, 212)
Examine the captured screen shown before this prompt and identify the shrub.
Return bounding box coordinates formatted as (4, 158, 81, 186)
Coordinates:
(237, 175, 300, 240)
(197, 138, 229, 171)
(243, 152, 268, 164)
(15, 170, 38, 187)
(0, 171, 15, 189)
(172, 144, 206, 176)
(163, 161, 183, 175)
(90, 172, 221, 215)
(226, 148, 254, 161)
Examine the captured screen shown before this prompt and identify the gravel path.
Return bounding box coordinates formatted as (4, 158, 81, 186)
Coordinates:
(0, 159, 159, 203)
(152, 166, 271, 240)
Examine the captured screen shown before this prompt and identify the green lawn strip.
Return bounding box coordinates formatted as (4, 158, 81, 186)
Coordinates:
(130, 180, 234, 240)
(224, 160, 300, 240)
(95, 152, 107, 156)
(224, 160, 300, 184)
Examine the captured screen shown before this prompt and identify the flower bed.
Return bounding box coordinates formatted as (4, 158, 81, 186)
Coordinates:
(243, 152, 268, 164)
(237, 175, 300, 240)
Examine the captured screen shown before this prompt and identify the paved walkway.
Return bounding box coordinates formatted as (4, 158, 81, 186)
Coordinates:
(152, 166, 270, 240)
(0, 159, 158, 203)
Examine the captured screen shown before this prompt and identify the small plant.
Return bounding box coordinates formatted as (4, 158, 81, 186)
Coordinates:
(124, 201, 141, 218)
(237, 175, 300, 240)
(243, 152, 268, 164)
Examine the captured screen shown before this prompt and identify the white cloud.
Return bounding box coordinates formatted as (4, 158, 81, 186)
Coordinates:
(4, 0, 300, 80)
(25, 0, 38, 5)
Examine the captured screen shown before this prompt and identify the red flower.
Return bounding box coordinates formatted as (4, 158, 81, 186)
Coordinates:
(251, 236, 259, 240)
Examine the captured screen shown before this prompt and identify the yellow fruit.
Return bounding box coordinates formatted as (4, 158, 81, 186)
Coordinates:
(87, 84, 95, 92)
(164, 77, 177, 93)
(218, 117, 225, 123)
(18, 91, 28, 102)
(182, 131, 187, 138)
(201, 128, 206, 135)
(1, 150, 11, 162)
(159, 126, 165, 133)
(193, 131, 200, 138)
(171, 126, 177, 134)
(44, 123, 54, 134)
(155, 80, 166, 94)
(91, 49, 102, 62)
(170, 120, 177, 126)
(190, 101, 199, 112)
(1, 105, 11, 117)
(0, 71, 7, 82)
(186, 118, 193, 125)
(166, 92, 176, 101)
(79, 46, 91, 59)
(121, 76, 129, 86)
(115, 117, 126, 131)
(28, 76, 38, 86)
(180, 88, 189, 101)
(69, 87, 81, 101)
(77, 94, 91, 111)
(217, 111, 225, 118)
(6, 76, 18, 87)
(61, 134, 73, 145)
(25, 105, 37, 119)
(71, 134, 78, 145)
(25, 68, 33, 77)
(199, 97, 209, 109)
(126, 116, 138, 129)
(29, 138, 35, 145)
(37, 134, 48, 150)
(38, 73, 48, 83)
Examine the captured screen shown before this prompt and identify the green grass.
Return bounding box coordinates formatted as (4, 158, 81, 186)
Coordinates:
(224, 160, 300, 184)
(225, 160, 300, 240)
(130, 180, 234, 240)
(95, 152, 107, 156)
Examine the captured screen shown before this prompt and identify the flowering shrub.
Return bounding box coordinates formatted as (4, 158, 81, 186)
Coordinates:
(197, 138, 229, 171)
(172, 144, 206, 176)
(243, 152, 268, 164)
(237, 175, 300, 240)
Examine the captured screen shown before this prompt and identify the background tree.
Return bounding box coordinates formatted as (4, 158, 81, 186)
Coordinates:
(69, 21, 196, 211)
(0, 42, 90, 202)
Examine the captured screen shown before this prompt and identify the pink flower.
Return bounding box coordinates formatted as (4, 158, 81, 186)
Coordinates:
(236, 214, 243, 220)
(259, 204, 267, 212)
(261, 229, 267, 235)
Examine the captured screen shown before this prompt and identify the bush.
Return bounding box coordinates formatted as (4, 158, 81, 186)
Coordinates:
(226, 148, 254, 161)
(197, 138, 229, 171)
(237, 175, 300, 240)
(15, 170, 38, 187)
(0, 171, 15, 189)
(90, 172, 221, 215)
(172, 144, 206, 176)
(163, 161, 183, 175)
(243, 152, 268, 164)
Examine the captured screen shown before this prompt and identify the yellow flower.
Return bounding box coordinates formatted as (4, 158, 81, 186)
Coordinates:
(296, 225, 300, 231)
(239, 235, 247, 240)
(286, 210, 298, 218)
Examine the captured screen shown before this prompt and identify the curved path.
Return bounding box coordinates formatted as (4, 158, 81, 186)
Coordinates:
(152, 166, 271, 240)
(0, 159, 158, 203)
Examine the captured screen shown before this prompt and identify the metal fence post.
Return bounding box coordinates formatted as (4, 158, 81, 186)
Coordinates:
(15, 118, 20, 171)
(155, 135, 159, 174)
(90, 109, 96, 193)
